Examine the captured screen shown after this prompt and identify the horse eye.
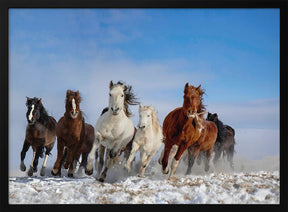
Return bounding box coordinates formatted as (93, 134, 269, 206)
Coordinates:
(147, 115, 150, 117)
(109, 93, 111, 97)
(121, 94, 124, 97)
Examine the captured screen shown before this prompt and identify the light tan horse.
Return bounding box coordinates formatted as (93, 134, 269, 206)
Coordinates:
(125, 105, 163, 177)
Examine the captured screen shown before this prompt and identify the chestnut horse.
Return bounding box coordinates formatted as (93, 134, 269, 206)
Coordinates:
(159, 83, 205, 179)
(51, 90, 95, 177)
(20, 97, 56, 176)
(185, 113, 218, 175)
(206, 112, 235, 169)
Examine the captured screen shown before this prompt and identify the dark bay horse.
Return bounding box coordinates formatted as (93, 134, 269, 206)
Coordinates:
(51, 90, 95, 177)
(159, 83, 205, 179)
(206, 112, 235, 169)
(20, 97, 56, 176)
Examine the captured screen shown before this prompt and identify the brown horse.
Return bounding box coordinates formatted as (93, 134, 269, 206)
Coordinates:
(185, 113, 218, 175)
(159, 83, 205, 179)
(51, 90, 95, 177)
(20, 97, 56, 176)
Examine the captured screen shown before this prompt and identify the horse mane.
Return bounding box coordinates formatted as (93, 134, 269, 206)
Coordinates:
(196, 86, 206, 117)
(115, 81, 140, 117)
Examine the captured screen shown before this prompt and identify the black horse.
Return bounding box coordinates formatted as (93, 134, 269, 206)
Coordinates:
(20, 97, 57, 176)
(206, 112, 235, 169)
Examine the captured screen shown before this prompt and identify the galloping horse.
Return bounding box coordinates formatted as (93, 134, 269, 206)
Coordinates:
(185, 112, 218, 175)
(206, 112, 235, 169)
(124, 105, 163, 177)
(159, 83, 205, 179)
(20, 97, 56, 176)
(86, 81, 139, 182)
(51, 90, 95, 177)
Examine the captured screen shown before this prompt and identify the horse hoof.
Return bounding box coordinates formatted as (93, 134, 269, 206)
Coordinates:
(64, 163, 69, 169)
(109, 150, 117, 159)
(85, 168, 93, 176)
(162, 168, 169, 175)
(51, 170, 61, 177)
(185, 170, 191, 175)
(204, 166, 210, 172)
(28, 168, 34, 177)
(40, 167, 45, 176)
(68, 173, 74, 178)
(20, 163, 26, 172)
(97, 177, 105, 182)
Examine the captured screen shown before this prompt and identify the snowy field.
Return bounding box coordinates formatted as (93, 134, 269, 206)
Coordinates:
(9, 154, 280, 204)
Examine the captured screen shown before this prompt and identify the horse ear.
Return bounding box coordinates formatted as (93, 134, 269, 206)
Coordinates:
(66, 90, 71, 96)
(121, 83, 126, 90)
(109, 80, 114, 89)
(76, 90, 80, 97)
(184, 82, 189, 93)
(38, 98, 42, 104)
(139, 104, 143, 109)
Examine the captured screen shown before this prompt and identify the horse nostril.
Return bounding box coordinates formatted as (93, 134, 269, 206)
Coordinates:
(188, 109, 191, 114)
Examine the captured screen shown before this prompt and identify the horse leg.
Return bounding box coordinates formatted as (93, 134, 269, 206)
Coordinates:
(204, 148, 213, 172)
(79, 152, 88, 169)
(28, 143, 44, 176)
(227, 145, 235, 170)
(98, 148, 114, 182)
(27, 149, 36, 176)
(96, 144, 105, 176)
(139, 152, 154, 178)
(65, 146, 77, 177)
(86, 136, 100, 176)
(51, 137, 65, 176)
(161, 142, 173, 174)
(213, 143, 222, 166)
(40, 142, 54, 176)
(185, 147, 195, 175)
(20, 139, 30, 172)
(169, 143, 188, 179)
(124, 141, 140, 172)
(121, 140, 133, 166)
(158, 148, 164, 165)
(185, 146, 200, 175)
(196, 151, 203, 166)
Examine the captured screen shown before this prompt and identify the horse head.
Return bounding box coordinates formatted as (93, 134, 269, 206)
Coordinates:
(137, 104, 154, 130)
(65, 90, 81, 119)
(108, 80, 139, 116)
(109, 80, 126, 116)
(26, 97, 42, 125)
(206, 112, 218, 122)
(183, 83, 204, 119)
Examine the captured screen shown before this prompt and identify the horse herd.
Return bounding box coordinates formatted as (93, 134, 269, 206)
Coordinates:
(20, 81, 235, 182)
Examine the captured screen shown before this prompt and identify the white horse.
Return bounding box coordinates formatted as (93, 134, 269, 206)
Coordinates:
(86, 81, 139, 182)
(125, 105, 163, 177)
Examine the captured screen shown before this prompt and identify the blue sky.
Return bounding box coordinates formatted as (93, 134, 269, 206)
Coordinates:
(9, 9, 279, 172)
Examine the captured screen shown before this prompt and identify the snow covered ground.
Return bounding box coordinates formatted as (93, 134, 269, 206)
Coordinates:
(9, 155, 279, 204)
